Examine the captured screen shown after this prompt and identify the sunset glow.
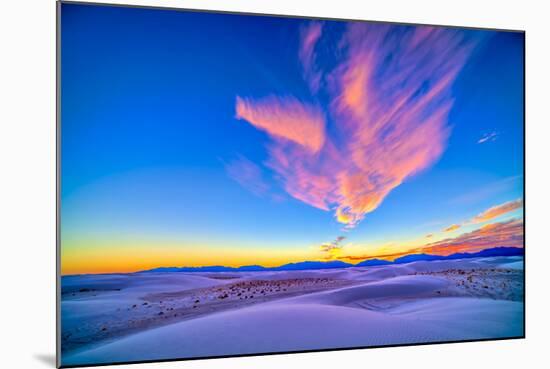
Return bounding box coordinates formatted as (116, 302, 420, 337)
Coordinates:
(61, 6, 524, 275)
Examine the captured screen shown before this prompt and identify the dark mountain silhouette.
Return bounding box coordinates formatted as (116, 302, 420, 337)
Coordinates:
(141, 261, 353, 273)
(140, 247, 523, 273)
(235, 265, 266, 271)
(355, 258, 393, 267)
(272, 260, 352, 271)
(393, 247, 523, 264)
(393, 254, 446, 263)
(146, 265, 237, 273)
(464, 246, 524, 258)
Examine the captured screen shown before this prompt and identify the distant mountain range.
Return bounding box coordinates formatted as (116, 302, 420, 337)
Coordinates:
(140, 247, 523, 273)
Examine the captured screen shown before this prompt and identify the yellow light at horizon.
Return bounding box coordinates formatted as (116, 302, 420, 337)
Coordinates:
(61, 218, 511, 275)
(60, 240, 318, 275)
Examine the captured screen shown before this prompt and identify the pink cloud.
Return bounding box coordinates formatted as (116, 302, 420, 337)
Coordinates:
(235, 95, 326, 153)
(235, 23, 478, 229)
(299, 22, 323, 93)
(471, 198, 523, 223)
(424, 218, 524, 255)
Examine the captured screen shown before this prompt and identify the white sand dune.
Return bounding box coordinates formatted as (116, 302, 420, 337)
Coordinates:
(498, 261, 524, 270)
(284, 275, 449, 306)
(64, 297, 522, 365)
(61, 273, 227, 340)
(331, 258, 517, 283)
(62, 257, 524, 366)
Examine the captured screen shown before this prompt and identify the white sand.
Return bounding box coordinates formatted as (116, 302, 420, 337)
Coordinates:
(62, 257, 524, 366)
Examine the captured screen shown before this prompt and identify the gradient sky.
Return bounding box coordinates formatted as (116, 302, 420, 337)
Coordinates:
(60, 3, 524, 275)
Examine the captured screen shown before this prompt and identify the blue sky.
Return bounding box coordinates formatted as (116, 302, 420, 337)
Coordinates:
(60, 3, 524, 274)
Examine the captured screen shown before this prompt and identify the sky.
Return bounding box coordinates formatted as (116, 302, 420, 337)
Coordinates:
(60, 3, 524, 275)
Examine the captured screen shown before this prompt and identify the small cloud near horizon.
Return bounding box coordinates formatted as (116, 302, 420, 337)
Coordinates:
(444, 224, 461, 232)
(319, 235, 346, 260)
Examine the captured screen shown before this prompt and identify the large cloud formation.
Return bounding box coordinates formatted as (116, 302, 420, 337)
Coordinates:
(235, 22, 478, 228)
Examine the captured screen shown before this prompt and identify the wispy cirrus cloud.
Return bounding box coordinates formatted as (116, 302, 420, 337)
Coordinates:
(478, 131, 499, 144)
(471, 198, 523, 223)
(448, 175, 522, 206)
(440, 198, 522, 236)
(224, 156, 271, 197)
(235, 96, 326, 153)
(234, 23, 479, 229)
(299, 22, 323, 93)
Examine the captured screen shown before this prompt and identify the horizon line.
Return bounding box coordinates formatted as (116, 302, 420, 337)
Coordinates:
(61, 246, 524, 277)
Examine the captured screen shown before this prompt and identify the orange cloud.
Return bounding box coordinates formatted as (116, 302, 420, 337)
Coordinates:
(444, 224, 461, 232)
(425, 234, 433, 238)
(339, 218, 524, 262)
(235, 23, 478, 229)
(471, 198, 523, 223)
(235, 96, 326, 153)
(423, 218, 524, 255)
